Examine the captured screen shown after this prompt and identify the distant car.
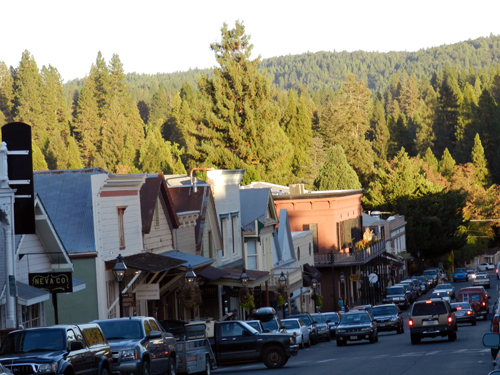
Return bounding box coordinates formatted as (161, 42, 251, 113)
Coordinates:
(473, 273, 491, 288)
(349, 304, 373, 314)
(281, 318, 310, 348)
(451, 302, 477, 325)
(289, 313, 319, 345)
(371, 304, 404, 334)
(383, 285, 410, 310)
(456, 286, 490, 319)
(245, 320, 265, 333)
(434, 283, 456, 299)
(431, 290, 451, 303)
(487, 263, 496, 270)
(310, 313, 331, 342)
(478, 263, 494, 271)
(453, 268, 468, 282)
(321, 312, 341, 338)
(467, 269, 477, 280)
(413, 275, 431, 292)
(336, 310, 378, 346)
(253, 307, 286, 333)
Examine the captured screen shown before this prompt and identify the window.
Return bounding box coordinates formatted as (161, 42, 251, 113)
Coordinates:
(303, 224, 318, 253)
(247, 240, 257, 270)
(20, 304, 40, 328)
(67, 329, 77, 348)
(117, 207, 127, 249)
(221, 322, 246, 337)
(143, 320, 151, 335)
(232, 215, 238, 253)
(221, 216, 228, 256)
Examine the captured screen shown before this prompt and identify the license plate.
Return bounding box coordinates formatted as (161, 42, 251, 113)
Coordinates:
(350, 336, 358, 340)
(423, 320, 438, 326)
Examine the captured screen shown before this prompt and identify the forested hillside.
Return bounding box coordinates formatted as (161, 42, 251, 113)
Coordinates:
(1, 26, 500, 265)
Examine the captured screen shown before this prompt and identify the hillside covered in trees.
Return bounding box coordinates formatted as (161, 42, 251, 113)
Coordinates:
(1, 24, 500, 266)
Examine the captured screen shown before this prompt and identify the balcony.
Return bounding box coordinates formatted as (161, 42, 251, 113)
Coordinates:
(314, 240, 386, 267)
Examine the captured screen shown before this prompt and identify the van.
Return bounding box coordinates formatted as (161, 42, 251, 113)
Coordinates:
(456, 286, 491, 319)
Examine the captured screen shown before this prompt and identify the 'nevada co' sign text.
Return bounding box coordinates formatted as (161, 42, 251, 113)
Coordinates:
(29, 272, 73, 293)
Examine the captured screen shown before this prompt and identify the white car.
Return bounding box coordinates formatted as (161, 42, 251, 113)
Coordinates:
(281, 318, 310, 348)
(434, 283, 456, 299)
(478, 263, 495, 271)
(431, 290, 451, 303)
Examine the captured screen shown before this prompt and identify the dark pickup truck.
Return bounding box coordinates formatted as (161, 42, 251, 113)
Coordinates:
(0, 323, 113, 375)
(94, 316, 177, 375)
(208, 320, 298, 369)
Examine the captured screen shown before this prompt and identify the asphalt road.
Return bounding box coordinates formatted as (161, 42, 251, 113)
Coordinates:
(213, 269, 500, 375)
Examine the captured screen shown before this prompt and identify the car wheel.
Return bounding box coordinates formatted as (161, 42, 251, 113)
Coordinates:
(396, 325, 403, 334)
(472, 318, 477, 326)
(262, 346, 287, 369)
(299, 335, 304, 349)
(411, 333, 420, 345)
(369, 334, 375, 344)
(305, 335, 311, 348)
(101, 368, 109, 375)
(202, 355, 210, 375)
(448, 330, 457, 342)
(143, 362, 150, 375)
(336, 338, 344, 346)
(326, 334, 331, 342)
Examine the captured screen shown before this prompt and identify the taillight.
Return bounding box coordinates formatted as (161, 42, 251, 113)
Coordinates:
(408, 319, 413, 326)
(483, 302, 486, 306)
(293, 332, 297, 337)
(447, 316, 453, 323)
(493, 316, 499, 333)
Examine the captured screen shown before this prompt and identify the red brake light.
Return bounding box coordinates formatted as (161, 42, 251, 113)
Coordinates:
(447, 316, 453, 323)
(408, 319, 413, 326)
(425, 300, 432, 304)
(483, 302, 486, 306)
(456, 306, 462, 310)
(466, 310, 472, 315)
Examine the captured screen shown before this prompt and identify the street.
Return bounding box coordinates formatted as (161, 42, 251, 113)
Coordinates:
(213, 270, 499, 375)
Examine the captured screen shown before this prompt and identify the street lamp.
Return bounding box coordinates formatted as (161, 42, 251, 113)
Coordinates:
(112, 254, 127, 317)
(240, 268, 249, 286)
(278, 272, 287, 317)
(185, 264, 197, 284)
(340, 272, 346, 309)
(311, 276, 318, 313)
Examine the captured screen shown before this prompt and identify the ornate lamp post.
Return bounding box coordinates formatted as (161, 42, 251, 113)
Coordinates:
(278, 272, 287, 317)
(240, 268, 249, 286)
(311, 276, 318, 313)
(185, 264, 197, 284)
(112, 254, 127, 317)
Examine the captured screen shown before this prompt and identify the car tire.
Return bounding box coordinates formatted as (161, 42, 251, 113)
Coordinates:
(336, 338, 344, 346)
(143, 362, 151, 375)
(448, 329, 457, 342)
(326, 334, 331, 342)
(411, 333, 420, 345)
(262, 346, 287, 369)
(397, 325, 403, 334)
(305, 336, 311, 348)
(369, 334, 375, 344)
(472, 318, 477, 326)
(101, 368, 109, 375)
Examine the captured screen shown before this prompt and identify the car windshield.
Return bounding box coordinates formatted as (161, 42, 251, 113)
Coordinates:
(246, 322, 261, 331)
(292, 315, 311, 325)
(455, 268, 466, 273)
(372, 306, 397, 316)
(341, 313, 371, 324)
(311, 314, 325, 323)
(387, 287, 405, 294)
(261, 319, 279, 332)
(451, 302, 471, 309)
(281, 320, 299, 329)
(412, 302, 447, 316)
(97, 320, 143, 340)
(239, 322, 259, 334)
(435, 284, 451, 290)
(322, 313, 339, 323)
(0, 329, 65, 354)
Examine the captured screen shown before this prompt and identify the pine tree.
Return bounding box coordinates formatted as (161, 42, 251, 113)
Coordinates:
(471, 133, 491, 187)
(399, 72, 419, 120)
(32, 140, 48, 171)
(438, 148, 456, 179)
(454, 83, 478, 163)
(193, 21, 294, 185)
(0, 61, 14, 122)
(73, 86, 101, 167)
(370, 99, 389, 165)
(67, 136, 84, 169)
(423, 147, 439, 173)
(319, 74, 375, 186)
(149, 85, 171, 134)
(313, 145, 361, 190)
(139, 125, 186, 174)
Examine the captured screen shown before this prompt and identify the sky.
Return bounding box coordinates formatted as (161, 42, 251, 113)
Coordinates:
(4, 0, 500, 83)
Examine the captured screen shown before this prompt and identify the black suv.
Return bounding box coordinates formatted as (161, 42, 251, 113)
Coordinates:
(383, 285, 410, 310)
(408, 299, 457, 344)
(336, 310, 378, 346)
(289, 312, 319, 344)
(371, 304, 404, 334)
(94, 316, 177, 375)
(0, 324, 112, 375)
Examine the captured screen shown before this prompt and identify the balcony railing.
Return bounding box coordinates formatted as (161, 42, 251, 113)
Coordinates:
(314, 240, 386, 266)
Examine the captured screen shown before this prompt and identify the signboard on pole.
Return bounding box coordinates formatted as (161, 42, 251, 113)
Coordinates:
(29, 272, 73, 293)
(135, 284, 160, 300)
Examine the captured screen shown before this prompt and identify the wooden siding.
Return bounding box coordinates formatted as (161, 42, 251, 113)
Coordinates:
(176, 226, 196, 254)
(17, 234, 53, 283)
(144, 198, 175, 254)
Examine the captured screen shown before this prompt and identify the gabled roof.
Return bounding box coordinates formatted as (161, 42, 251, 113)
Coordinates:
(277, 209, 296, 262)
(34, 168, 109, 254)
(240, 188, 278, 232)
(140, 174, 180, 234)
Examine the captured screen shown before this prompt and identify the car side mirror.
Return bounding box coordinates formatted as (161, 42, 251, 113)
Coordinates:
(279, 326, 287, 333)
(451, 307, 457, 312)
(147, 330, 162, 340)
(70, 341, 84, 351)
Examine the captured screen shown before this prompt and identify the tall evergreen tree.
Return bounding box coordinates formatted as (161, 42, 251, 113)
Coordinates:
(139, 125, 186, 174)
(192, 21, 294, 184)
(73, 86, 101, 167)
(433, 74, 460, 157)
(319, 74, 375, 186)
(438, 148, 456, 179)
(423, 147, 439, 173)
(313, 145, 361, 190)
(370, 99, 389, 165)
(0, 61, 14, 122)
(471, 133, 491, 187)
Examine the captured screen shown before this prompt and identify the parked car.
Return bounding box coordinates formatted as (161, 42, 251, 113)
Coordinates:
(371, 304, 404, 334)
(289, 312, 319, 345)
(478, 262, 495, 271)
(453, 268, 469, 282)
(336, 310, 378, 346)
(310, 313, 331, 342)
(400, 279, 421, 298)
(496, 261, 500, 279)
(456, 286, 491, 319)
(473, 273, 491, 288)
(423, 269, 440, 286)
(0, 324, 113, 375)
(253, 307, 286, 333)
(94, 316, 177, 375)
(434, 283, 456, 299)
(321, 312, 341, 338)
(408, 298, 457, 344)
(350, 304, 373, 314)
(281, 318, 311, 348)
(383, 285, 410, 310)
(450, 302, 477, 325)
(413, 275, 431, 293)
(395, 283, 415, 303)
(245, 320, 265, 333)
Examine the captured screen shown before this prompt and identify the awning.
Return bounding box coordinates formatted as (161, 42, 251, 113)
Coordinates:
(198, 266, 230, 281)
(17, 282, 50, 306)
(209, 268, 269, 288)
(160, 250, 214, 269)
(111, 252, 186, 273)
(382, 252, 405, 267)
(72, 278, 86, 293)
(303, 263, 322, 287)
